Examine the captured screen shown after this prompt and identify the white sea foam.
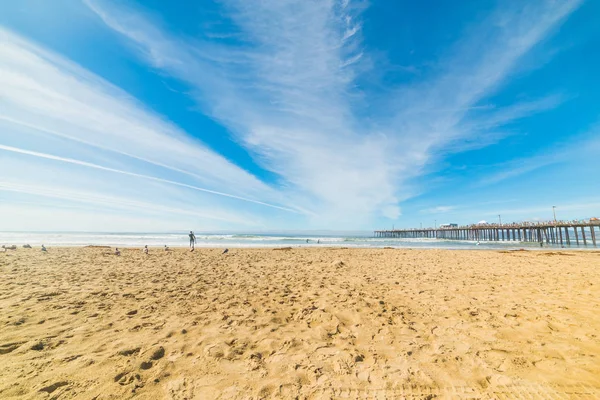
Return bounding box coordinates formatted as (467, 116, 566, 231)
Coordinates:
(0, 231, 584, 250)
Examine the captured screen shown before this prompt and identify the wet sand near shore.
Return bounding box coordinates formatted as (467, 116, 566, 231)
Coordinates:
(1, 247, 599, 399)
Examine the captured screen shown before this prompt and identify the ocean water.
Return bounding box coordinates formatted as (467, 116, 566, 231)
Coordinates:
(0, 231, 591, 250)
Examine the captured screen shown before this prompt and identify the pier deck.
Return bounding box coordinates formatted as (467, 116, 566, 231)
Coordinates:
(375, 223, 599, 246)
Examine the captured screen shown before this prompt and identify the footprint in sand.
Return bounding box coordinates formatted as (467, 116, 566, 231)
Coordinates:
(118, 347, 141, 357)
(140, 361, 153, 370)
(114, 371, 142, 387)
(150, 346, 165, 360)
(38, 381, 69, 394)
(0, 342, 25, 354)
(30, 342, 44, 351)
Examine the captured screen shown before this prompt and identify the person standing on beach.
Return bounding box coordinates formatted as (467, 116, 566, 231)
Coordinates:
(189, 231, 196, 251)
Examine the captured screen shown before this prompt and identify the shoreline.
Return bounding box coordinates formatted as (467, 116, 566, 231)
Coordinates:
(3, 231, 598, 251)
(4, 244, 599, 252)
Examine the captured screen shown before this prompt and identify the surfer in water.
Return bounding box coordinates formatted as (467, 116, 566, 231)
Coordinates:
(189, 231, 196, 251)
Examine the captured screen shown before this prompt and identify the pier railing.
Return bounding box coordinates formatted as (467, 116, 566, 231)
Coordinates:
(374, 222, 599, 246)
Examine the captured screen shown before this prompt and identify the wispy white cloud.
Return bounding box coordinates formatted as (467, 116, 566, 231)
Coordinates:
(388, 2, 582, 157)
(477, 129, 600, 186)
(84, 0, 401, 224)
(0, 180, 252, 224)
(478, 155, 558, 186)
(0, 202, 211, 233)
(419, 206, 457, 215)
(0, 26, 306, 231)
(0, 27, 306, 200)
(414, 200, 599, 225)
(493, 201, 600, 220)
(0, 144, 299, 213)
(466, 95, 566, 132)
(84, 0, 582, 227)
(0, 148, 270, 229)
(438, 95, 568, 153)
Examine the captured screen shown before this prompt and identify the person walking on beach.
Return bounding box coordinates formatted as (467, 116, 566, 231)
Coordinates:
(189, 231, 196, 251)
(115, 248, 121, 256)
(143, 245, 149, 254)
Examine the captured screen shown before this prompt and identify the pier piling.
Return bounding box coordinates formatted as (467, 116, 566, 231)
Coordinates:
(374, 222, 599, 247)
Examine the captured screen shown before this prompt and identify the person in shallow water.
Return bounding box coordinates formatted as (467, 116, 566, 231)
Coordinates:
(189, 231, 196, 250)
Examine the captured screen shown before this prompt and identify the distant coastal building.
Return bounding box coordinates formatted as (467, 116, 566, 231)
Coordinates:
(439, 223, 458, 229)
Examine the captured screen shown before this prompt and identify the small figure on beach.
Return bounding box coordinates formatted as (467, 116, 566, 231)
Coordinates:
(317, 239, 320, 244)
(23, 244, 32, 249)
(115, 248, 121, 256)
(143, 245, 149, 254)
(41, 244, 47, 252)
(222, 248, 229, 254)
(164, 245, 169, 251)
(189, 231, 196, 251)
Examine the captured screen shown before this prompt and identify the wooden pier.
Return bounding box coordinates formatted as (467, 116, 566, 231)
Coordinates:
(375, 222, 599, 246)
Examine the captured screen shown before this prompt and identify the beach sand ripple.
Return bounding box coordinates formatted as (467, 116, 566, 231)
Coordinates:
(0, 248, 599, 399)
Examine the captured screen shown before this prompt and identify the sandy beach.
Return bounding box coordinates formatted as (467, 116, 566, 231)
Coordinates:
(0, 247, 599, 399)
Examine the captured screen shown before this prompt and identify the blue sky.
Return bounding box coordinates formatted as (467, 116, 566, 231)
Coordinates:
(1, 0, 599, 232)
